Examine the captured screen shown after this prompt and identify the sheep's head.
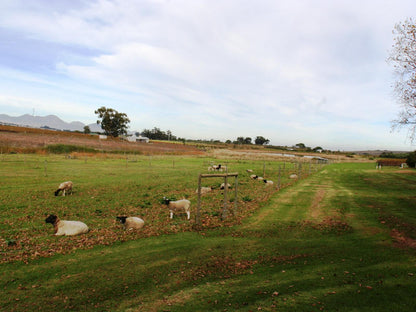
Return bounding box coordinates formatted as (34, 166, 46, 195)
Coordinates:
(162, 197, 171, 205)
(116, 216, 127, 224)
(45, 214, 58, 224)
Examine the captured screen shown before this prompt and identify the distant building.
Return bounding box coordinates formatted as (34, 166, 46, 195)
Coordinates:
(126, 135, 149, 143)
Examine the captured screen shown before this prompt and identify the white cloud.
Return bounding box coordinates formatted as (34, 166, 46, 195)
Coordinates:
(1, 0, 416, 150)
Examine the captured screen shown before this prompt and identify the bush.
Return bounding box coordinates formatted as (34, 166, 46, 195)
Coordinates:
(406, 151, 416, 168)
(46, 144, 97, 154)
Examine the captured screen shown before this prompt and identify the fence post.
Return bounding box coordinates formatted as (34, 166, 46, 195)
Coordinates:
(222, 175, 228, 219)
(196, 174, 202, 225)
(233, 175, 238, 215)
(278, 165, 281, 190)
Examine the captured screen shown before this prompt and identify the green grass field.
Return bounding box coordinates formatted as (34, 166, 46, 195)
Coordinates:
(1, 155, 415, 311)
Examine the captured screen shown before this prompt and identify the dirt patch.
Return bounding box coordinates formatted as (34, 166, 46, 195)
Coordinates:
(391, 229, 416, 249)
(309, 189, 326, 219)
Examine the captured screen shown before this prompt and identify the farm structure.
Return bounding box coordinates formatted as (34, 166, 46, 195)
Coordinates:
(196, 172, 239, 225)
(376, 158, 407, 168)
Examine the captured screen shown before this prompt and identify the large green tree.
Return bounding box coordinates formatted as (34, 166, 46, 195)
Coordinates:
(95, 107, 130, 137)
(255, 136, 270, 145)
(388, 18, 416, 141)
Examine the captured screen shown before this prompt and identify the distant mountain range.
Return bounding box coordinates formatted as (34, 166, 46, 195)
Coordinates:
(0, 114, 102, 132)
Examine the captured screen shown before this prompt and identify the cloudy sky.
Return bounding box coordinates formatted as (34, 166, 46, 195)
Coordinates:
(0, 0, 415, 150)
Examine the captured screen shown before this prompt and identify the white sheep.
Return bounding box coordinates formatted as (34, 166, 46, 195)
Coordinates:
(163, 197, 191, 219)
(45, 214, 88, 236)
(263, 179, 274, 185)
(220, 182, 232, 190)
(116, 216, 145, 230)
(289, 174, 298, 179)
(250, 174, 258, 179)
(209, 164, 227, 172)
(246, 169, 253, 173)
(195, 186, 212, 194)
(55, 181, 73, 196)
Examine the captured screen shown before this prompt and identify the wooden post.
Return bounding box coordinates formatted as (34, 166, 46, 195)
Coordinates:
(278, 165, 281, 190)
(222, 174, 228, 219)
(234, 174, 238, 215)
(197, 172, 239, 222)
(196, 174, 202, 225)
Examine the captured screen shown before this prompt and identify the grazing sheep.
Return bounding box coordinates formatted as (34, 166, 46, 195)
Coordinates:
(220, 182, 232, 190)
(289, 174, 298, 179)
(196, 186, 212, 194)
(163, 197, 191, 219)
(45, 214, 88, 236)
(246, 169, 254, 173)
(263, 179, 274, 185)
(116, 216, 145, 230)
(208, 164, 227, 172)
(250, 174, 258, 179)
(55, 181, 73, 196)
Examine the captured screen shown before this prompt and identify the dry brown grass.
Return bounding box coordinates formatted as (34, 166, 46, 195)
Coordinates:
(0, 125, 204, 155)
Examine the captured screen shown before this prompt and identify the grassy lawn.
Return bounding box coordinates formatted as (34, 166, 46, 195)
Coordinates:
(1, 157, 416, 311)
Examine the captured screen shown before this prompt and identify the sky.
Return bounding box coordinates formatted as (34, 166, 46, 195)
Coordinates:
(0, 0, 415, 151)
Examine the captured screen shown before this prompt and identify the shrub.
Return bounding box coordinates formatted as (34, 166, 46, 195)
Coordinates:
(46, 144, 97, 154)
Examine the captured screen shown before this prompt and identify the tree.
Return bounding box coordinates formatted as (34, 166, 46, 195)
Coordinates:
(406, 151, 416, 168)
(255, 136, 270, 145)
(95, 107, 130, 137)
(83, 125, 91, 134)
(388, 18, 416, 141)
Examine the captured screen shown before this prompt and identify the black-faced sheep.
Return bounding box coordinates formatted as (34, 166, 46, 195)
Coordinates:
(250, 174, 258, 179)
(263, 179, 274, 185)
(55, 181, 73, 196)
(163, 197, 191, 219)
(116, 216, 145, 230)
(220, 182, 232, 190)
(208, 164, 227, 172)
(45, 214, 89, 236)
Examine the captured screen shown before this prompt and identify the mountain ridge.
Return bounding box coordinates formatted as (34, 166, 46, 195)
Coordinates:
(0, 113, 102, 132)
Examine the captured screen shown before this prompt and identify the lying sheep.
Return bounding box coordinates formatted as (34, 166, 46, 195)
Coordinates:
(116, 216, 145, 230)
(289, 174, 298, 179)
(263, 179, 274, 185)
(250, 174, 258, 179)
(45, 214, 88, 236)
(220, 182, 232, 190)
(55, 181, 73, 196)
(246, 169, 254, 173)
(195, 186, 212, 194)
(163, 197, 191, 219)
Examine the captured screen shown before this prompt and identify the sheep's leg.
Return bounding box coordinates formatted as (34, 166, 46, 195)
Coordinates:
(62, 189, 66, 197)
(186, 211, 190, 220)
(170, 211, 173, 219)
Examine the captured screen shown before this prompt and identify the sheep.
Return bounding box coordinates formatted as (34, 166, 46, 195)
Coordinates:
(208, 164, 227, 172)
(163, 197, 191, 219)
(250, 174, 258, 179)
(289, 174, 298, 179)
(246, 169, 254, 173)
(195, 186, 212, 194)
(220, 182, 232, 190)
(263, 179, 274, 185)
(116, 216, 145, 230)
(55, 181, 73, 196)
(45, 214, 88, 236)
